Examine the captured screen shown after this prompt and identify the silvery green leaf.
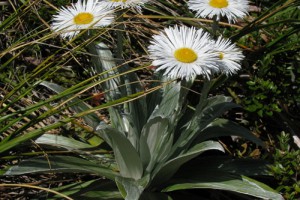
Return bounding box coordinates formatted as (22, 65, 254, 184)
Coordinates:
(173, 96, 240, 155)
(115, 175, 150, 200)
(177, 156, 270, 176)
(198, 95, 240, 129)
(149, 81, 183, 122)
(195, 118, 264, 146)
(90, 42, 147, 136)
(35, 134, 94, 149)
(122, 114, 139, 149)
(163, 156, 282, 199)
(88, 42, 125, 133)
(139, 116, 172, 172)
(164, 175, 283, 200)
(89, 42, 120, 98)
(5, 156, 118, 180)
(96, 125, 143, 180)
(150, 140, 224, 187)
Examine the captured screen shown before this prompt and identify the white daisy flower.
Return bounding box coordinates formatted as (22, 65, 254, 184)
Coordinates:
(212, 36, 244, 75)
(188, 0, 249, 23)
(52, 0, 114, 39)
(148, 25, 219, 80)
(98, 0, 149, 12)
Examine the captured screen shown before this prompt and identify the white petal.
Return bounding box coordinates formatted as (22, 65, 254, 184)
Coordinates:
(51, 0, 115, 39)
(148, 25, 219, 80)
(187, 0, 249, 23)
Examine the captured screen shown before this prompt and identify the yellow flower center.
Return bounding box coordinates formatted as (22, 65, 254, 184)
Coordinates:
(219, 52, 224, 60)
(74, 12, 94, 25)
(209, 0, 229, 8)
(174, 48, 198, 63)
(111, 0, 127, 2)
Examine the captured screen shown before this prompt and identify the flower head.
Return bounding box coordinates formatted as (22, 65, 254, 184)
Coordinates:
(52, 0, 114, 39)
(188, 0, 249, 23)
(212, 36, 244, 75)
(98, 0, 149, 12)
(148, 25, 218, 80)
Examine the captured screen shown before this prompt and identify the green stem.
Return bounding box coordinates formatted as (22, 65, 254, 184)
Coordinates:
(197, 79, 212, 112)
(212, 15, 219, 39)
(116, 10, 125, 66)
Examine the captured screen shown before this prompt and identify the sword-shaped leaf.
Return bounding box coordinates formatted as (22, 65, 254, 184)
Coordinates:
(96, 125, 143, 180)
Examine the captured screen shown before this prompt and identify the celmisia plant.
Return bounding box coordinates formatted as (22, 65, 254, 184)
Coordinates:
(212, 36, 245, 75)
(147, 25, 244, 80)
(4, 0, 285, 200)
(51, 0, 114, 39)
(148, 25, 219, 80)
(188, 0, 249, 23)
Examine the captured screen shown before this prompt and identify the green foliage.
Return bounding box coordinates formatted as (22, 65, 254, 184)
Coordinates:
(244, 78, 282, 117)
(268, 132, 300, 200)
(228, 0, 300, 133)
(5, 42, 282, 200)
(0, 0, 119, 157)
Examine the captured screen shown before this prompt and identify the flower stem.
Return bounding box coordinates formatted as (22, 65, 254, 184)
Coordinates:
(197, 79, 211, 112)
(212, 15, 219, 39)
(116, 10, 125, 66)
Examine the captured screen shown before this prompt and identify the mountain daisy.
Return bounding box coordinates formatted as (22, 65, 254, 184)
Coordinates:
(98, 0, 149, 12)
(148, 25, 219, 80)
(52, 0, 114, 39)
(212, 36, 244, 75)
(188, 0, 249, 23)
